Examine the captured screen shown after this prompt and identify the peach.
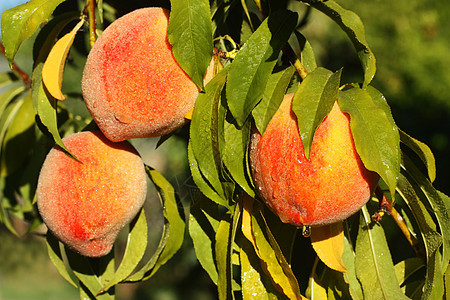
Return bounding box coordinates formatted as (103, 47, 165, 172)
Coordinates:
(36, 131, 147, 257)
(250, 93, 379, 226)
(82, 7, 212, 142)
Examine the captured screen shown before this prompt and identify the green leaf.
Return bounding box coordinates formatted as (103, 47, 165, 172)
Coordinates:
(222, 115, 254, 197)
(338, 86, 400, 196)
(1, 95, 35, 176)
(239, 234, 285, 299)
(393, 257, 425, 289)
(31, 63, 70, 154)
(0, 84, 25, 122)
(292, 67, 342, 159)
(65, 249, 114, 299)
(303, 0, 376, 87)
(99, 208, 148, 293)
(144, 167, 186, 278)
(399, 129, 436, 182)
(46, 232, 78, 288)
(1, 0, 68, 64)
(168, 0, 213, 89)
(397, 173, 445, 300)
(253, 66, 296, 135)
(33, 11, 80, 65)
(294, 31, 317, 73)
(249, 204, 302, 299)
(0, 73, 17, 88)
(189, 196, 221, 284)
(355, 207, 409, 300)
(401, 154, 450, 270)
(226, 9, 298, 127)
(189, 67, 232, 208)
(215, 206, 240, 300)
(341, 233, 363, 300)
(0, 96, 24, 158)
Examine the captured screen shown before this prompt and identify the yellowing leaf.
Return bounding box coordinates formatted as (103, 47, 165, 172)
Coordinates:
(185, 107, 194, 120)
(311, 222, 348, 273)
(42, 19, 84, 100)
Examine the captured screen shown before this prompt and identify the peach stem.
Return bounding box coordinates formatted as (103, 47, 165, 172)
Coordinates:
(0, 43, 30, 87)
(283, 44, 308, 80)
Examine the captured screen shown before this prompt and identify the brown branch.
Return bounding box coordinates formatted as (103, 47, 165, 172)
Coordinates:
(0, 43, 31, 87)
(84, 0, 97, 48)
(372, 186, 426, 262)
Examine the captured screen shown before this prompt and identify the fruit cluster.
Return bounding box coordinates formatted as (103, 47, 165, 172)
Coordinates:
(37, 7, 204, 257)
(37, 6, 378, 258)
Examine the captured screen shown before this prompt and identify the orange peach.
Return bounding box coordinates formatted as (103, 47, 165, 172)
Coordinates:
(250, 93, 379, 226)
(36, 131, 147, 257)
(82, 7, 212, 142)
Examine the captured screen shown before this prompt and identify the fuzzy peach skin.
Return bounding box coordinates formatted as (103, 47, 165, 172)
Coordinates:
(250, 93, 379, 226)
(36, 131, 147, 257)
(82, 7, 213, 142)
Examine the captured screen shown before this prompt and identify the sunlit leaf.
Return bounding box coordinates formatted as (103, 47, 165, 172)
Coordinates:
(393, 257, 425, 289)
(248, 202, 304, 299)
(0, 85, 26, 122)
(303, 0, 376, 87)
(0, 94, 35, 176)
(168, 0, 213, 89)
(253, 66, 295, 135)
(143, 167, 185, 279)
(338, 86, 400, 196)
(46, 233, 78, 288)
(42, 18, 84, 100)
(31, 63, 70, 153)
(400, 129, 436, 182)
(1, 0, 68, 63)
(292, 67, 342, 159)
(226, 9, 298, 127)
(355, 207, 409, 299)
(222, 116, 254, 197)
(341, 233, 363, 299)
(99, 208, 148, 293)
(306, 258, 328, 300)
(310, 222, 347, 273)
(189, 67, 232, 208)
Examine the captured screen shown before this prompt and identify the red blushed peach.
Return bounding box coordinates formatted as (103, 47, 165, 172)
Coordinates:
(36, 131, 147, 257)
(250, 93, 379, 226)
(82, 7, 213, 142)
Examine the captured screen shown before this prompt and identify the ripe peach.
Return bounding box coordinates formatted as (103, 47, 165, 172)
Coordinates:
(36, 131, 147, 257)
(82, 7, 213, 142)
(250, 93, 379, 226)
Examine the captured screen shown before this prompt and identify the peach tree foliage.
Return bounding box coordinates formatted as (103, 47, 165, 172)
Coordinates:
(0, 0, 448, 299)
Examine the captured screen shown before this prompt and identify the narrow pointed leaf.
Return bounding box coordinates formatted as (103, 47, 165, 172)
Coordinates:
(253, 66, 295, 134)
(400, 129, 436, 182)
(226, 10, 298, 127)
(189, 196, 221, 284)
(0, 85, 26, 121)
(294, 31, 317, 73)
(189, 67, 231, 207)
(250, 203, 304, 299)
(42, 18, 84, 100)
(338, 87, 400, 196)
(1, 94, 35, 176)
(46, 233, 78, 288)
(145, 167, 185, 278)
(1, 0, 68, 63)
(32, 63, 70, 153)
(100, 208, 148, 293)
(341, 233, 363, 299)
(168, 0, 213, 89)
(303, 0, 376, 87)
(355, 207, 409, 300)
(222, 117, 254, 197)
(310, 222, 347, 273)
(402, 154, 450, 269)
(393, 258, 425, 289)
(292, 67, 342, 159)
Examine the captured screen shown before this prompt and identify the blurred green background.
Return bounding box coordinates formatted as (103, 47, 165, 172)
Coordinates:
(0, 0, 448, 299)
